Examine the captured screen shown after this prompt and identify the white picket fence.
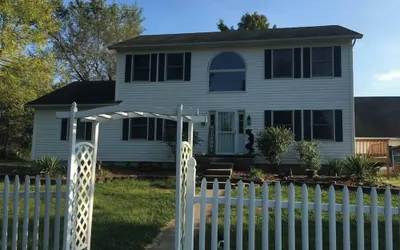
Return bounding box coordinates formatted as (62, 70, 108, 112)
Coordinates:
(0, 175, 65, 250)
(182, 162, 400, 250)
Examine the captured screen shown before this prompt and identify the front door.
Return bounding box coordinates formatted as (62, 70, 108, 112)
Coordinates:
(216, 111, 236, 154)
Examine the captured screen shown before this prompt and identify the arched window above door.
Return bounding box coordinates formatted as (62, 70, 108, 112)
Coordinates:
(209, 52, 246, 92)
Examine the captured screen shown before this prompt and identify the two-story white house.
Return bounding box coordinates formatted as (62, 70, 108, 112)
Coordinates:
(26, 25, 363, 166)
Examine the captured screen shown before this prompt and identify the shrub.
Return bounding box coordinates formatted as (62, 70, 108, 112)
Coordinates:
(295, 140, 322, 172)
(249, 167, 264, 182)
(342, 155, 380, 180)
(35, 156, 66, 177)
(255, 126, 294, 168)
(325, 158, 344, 176)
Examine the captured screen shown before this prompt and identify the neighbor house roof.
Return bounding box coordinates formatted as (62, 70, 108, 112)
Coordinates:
(355, 97, 400, 138)
(109, 25, 363, 50)
(25, 80, 117, 107)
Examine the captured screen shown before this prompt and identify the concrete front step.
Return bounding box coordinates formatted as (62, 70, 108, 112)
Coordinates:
(205, 162, 234, 170)
(203, 168, 233, 176)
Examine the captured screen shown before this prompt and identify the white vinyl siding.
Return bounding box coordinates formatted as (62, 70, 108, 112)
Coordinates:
(32, 41, 354, 164)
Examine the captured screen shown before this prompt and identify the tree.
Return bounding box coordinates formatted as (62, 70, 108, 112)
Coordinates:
(52, 0, 145, 82)
(0, 0, 59, 158)
(217, 12, 276, 32)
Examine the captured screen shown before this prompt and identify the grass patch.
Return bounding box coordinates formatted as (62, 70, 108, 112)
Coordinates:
(0, 179, 176, 250)
(197, 184, 400, 249)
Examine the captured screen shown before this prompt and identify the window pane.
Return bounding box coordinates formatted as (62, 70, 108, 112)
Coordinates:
(273, 49, 293, 78)
(167, 67, 184, 80)
(130, 118, 148, 139)
(313, 110, 333, 140)
(209, 72, 246, 91)
(274, 111, 293, 129)
(312, 47, 333, 77)
(167, 53, 183, 67)
(76, 119, 85, 140)
(133, 55, 150, 81)
(238, 112, 244, 134)
(210, 52, 245, 70)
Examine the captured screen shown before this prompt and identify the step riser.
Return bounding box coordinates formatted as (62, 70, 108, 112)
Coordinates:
(203, 170, 232, 176)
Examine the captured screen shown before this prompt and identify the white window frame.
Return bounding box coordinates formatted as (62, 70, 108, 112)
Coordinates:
(132, 54, 151, 82)
(165, 53, 185, 81)
(310, 46, 334, 78)
(311, 110, 335, 141)
(271, 110, 294, 131)
(272, 48, 294, 79)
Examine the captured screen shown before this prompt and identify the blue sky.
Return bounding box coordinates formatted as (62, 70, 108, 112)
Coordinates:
(114, 0, 400, 96)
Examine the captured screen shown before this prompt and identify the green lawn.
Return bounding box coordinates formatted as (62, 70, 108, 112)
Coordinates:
(197, 184, 400, 250)
(0, 179, 176, 250)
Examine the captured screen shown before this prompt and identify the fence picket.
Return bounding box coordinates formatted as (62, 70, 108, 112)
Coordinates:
(22, 176, 30, 250)
(315, 185, 322, 250)
(211, 179, 219, 250)
(54, 176, 62, 250)
(11, 176, 20, 250)
(370, 187, 378, 250)
(198, 178, 207, 250)
(262, 184, 269, 250)
(236, 181, 244, 250)
(223, 180, 231, 250)
(43, 175, 51, 249)
(275, 182, 282, 250)
(301, 184, 308, 250)
(357, 187, 365, 250)
(328, 186, 336, 250)
(32, 175, 41, 250)
(248, 182, 256, 250)
(288, 183, 295, 250)
(385, 188, 393, 250)
(2, 175, 9, 250)
(343, 186, 350, 250)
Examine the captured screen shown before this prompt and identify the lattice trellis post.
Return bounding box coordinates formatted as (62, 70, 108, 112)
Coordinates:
(63, 103, 98, 250)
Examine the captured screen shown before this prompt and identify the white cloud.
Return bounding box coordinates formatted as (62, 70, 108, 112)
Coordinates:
(374, 71, 400, 81)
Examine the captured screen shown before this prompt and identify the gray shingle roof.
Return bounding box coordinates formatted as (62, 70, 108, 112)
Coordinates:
(355, 97, 400, 138)
(25, 81, 116, 107)
(109, 25, 362, 50)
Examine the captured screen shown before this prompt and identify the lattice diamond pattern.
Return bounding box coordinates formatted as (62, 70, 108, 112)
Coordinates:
(179, 142, 192, 249)
(72, 143, 94, 249)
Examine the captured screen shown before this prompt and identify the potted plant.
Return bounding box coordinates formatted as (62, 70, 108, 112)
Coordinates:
(295, 140, 322, 178)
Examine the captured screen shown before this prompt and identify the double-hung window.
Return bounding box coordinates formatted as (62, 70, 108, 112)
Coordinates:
(273, 49, 293, 78)
(166, 53, 184, 80)
(132, 55, 150, 81)
(60, 118, 92, 141)
(312, 110, 334, 140)
(273, 111, 293, 130)
(311, 47, 333, 77)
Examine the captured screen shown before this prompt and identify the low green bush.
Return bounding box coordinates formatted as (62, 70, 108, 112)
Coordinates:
(325, 158, 344, 176)
(35, 156, 66, 177)
(295, 140, 322, 173)
(249, 167, 264, 182)
(342, 155, 380, 180)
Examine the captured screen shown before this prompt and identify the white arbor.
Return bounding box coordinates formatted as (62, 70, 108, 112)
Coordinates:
(57, 103, 207, 250)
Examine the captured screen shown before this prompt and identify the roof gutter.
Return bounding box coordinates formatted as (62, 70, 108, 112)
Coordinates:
(108, 34, 363, 50)
(24, 102, 121, 109)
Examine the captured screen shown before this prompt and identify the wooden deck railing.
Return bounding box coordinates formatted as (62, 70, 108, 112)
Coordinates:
(355, 139, 390, 158)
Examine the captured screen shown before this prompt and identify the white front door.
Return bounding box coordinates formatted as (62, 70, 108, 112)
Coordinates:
(216, 111, 236, 154)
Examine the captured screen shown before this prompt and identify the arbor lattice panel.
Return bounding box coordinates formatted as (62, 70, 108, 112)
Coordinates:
(179, 141, 192, 249)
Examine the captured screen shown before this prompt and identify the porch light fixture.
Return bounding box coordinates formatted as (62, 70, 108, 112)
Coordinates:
(247, 115, 251, 126)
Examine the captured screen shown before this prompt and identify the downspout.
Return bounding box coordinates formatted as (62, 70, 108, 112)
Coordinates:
(352, 39, 357, 47)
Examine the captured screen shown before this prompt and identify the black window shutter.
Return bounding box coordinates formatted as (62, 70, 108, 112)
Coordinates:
(334, 109, 343, 142)
(303, 110, 311, 141)
(264, 110, 272, 128)
(294, 48, 302, 78)
(334, 46, 342, 77)
(125, 55, 132, 82)
(148, 118, 155, 140)
(158, 53, 165, 81)
(264, 50, 272, 79)
(156, 119, 163, 141)
(85, 122, 92, 141)
(294, 110, 302, 141)
(303, 48, 311, 78)
(122, 119, 129, 140)
(60, 118, 68, 141)
(184, 52, 191, 81)
(150, 54, 157, 82)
